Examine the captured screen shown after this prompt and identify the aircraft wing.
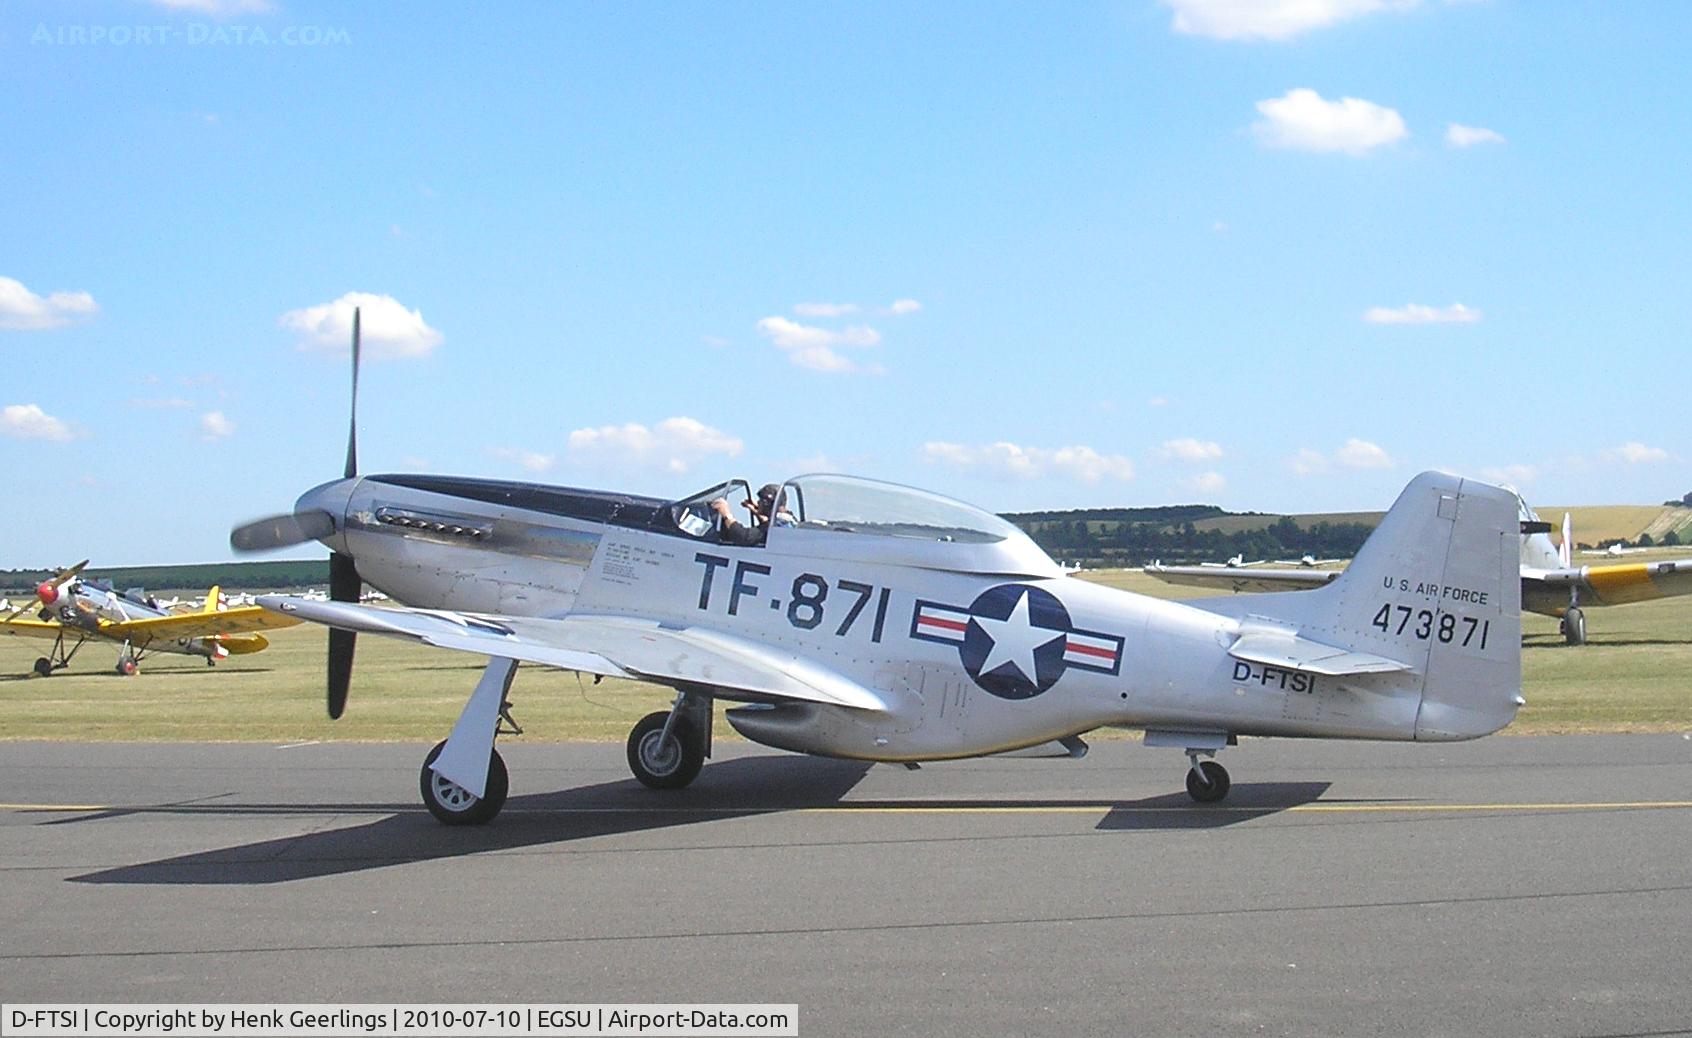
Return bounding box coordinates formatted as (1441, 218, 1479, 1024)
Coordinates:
(1526, 559, 1692, 608)
(99, 606, 303, 642)
(0, 618, 70, 642)
(257, 596, 889, 712)
(1142, 563, 1341, 594)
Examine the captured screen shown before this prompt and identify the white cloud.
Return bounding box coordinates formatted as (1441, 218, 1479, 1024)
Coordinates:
(1186, 471, 1227, 494)
(1164, 0, 1409, 40)
(146, 0, 275, 15)
(129, 396, 194, 410)
(567, 416, 743, 475)
(491, 448, 556, 473)
(1160, 438, 1225, 463)
(920, 441, 1135, 484)
(1335, 438, 1394, 469)
(0, 276, 98, 331)
(1605, 442, 1670, 465)
(1253, 88, 1408, 156)
(1291, 439, 1394, 474)
(887, 299, 922, 315)
(1445, 123, 1505, 148)
(1363, 302, 1481, 325)
(280, 292, 443, 360)
(793, 302, 861, 318)
(1147, 396, 1169, 407)
(199, 411, 235, 441)
(2, 403, 74, 442)
(756, 316, 883, 374)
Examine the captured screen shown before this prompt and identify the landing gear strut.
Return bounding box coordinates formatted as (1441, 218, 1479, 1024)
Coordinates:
(419, 657, 519, 825)
(1185, 750, 1231, 803)
(627, 690, 712, 789)
(29, 631, 87, 677)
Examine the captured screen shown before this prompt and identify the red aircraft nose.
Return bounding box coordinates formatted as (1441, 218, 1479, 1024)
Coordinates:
(37, 581, 58, 605)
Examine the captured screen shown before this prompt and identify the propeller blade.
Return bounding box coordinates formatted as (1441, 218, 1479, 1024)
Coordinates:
(2, 560, 89, 624)
(330, 550, 361, 602)
(327, 628, 355, 720)
(325, 551, 361, 719)
(345, 306, 360, 479)
(229, 510, 336, 553)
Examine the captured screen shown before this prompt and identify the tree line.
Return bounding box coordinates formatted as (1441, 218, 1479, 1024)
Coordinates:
(0, 560, 330, 595)
(1003, 509, 1378, 568)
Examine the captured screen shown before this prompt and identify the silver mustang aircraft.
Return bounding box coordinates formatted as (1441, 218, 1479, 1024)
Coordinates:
(232, 314, 1525, 825)
(1145, 499, 1692, 645)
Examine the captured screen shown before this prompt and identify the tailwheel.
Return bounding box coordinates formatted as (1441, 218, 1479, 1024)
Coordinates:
(1185, 759, 1231, 803)
(627, 710, 705, 789)
(420, 738, 508, 825)
(33, 657, 53, 678)
(1561, 606, 1587, 646)
(116, 656, 139, 677)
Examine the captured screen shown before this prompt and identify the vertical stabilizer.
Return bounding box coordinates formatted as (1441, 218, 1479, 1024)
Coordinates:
(1209, 472, 1522, 740)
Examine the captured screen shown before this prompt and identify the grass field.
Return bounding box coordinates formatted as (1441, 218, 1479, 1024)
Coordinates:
(1535, 505, 1692, 547)
(2, 564, 1689, 741)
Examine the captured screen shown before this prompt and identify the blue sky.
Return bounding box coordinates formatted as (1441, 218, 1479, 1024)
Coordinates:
(3, 1, 1689, 566)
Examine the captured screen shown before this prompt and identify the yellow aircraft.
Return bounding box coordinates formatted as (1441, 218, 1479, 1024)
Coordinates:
(1, 561, 300, 676)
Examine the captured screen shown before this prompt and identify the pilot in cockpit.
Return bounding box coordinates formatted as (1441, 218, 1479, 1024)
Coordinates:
(711, 483, 791, 546)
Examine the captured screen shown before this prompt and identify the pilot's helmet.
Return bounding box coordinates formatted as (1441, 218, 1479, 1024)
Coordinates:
(757, 483, 782, 507)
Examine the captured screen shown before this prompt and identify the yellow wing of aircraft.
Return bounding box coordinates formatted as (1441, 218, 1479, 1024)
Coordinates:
(1142, 501, 1692, 645)
(1, 567, 300, 676)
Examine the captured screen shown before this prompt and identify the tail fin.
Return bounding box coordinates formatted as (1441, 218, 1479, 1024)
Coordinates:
(203, 586, 225, 613)
(1215, 472, 1522, 740)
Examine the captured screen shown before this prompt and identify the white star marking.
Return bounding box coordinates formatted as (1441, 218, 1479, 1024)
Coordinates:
(971, 589, 1064, 684)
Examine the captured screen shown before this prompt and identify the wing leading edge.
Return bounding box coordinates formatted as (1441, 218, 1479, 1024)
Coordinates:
(1524, 558, 1692, 610)
(256, 596, 888, 712)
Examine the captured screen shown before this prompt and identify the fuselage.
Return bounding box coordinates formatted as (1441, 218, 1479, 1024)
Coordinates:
(299, 473, 1470, 761)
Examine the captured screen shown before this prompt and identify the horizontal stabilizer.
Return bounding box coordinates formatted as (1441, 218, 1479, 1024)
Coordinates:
(1228, 630, 1412, 676)
(1144, 563, 1339, 594)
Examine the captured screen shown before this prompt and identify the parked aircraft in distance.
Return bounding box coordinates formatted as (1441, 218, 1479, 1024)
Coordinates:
(231, 309, 1525, 826)
(1144, 499, 1692, 645)
(1276, 554, 1345, 568)
(1, 561, 300, 676)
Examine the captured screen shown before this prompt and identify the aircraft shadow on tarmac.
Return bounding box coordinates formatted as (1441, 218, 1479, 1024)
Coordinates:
(66, 758, 1330, 886)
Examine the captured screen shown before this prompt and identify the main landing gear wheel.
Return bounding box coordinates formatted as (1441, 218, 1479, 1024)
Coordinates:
(1186, 760, 1231, 803)
(33, 657, 53, 678)
(627, 710, 705, 790)
(115, 657, 139, 677)
(420, 739, 509, 825)
(1561, 606, 1587, 646)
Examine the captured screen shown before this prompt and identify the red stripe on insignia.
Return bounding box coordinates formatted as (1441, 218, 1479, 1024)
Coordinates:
(1066, 641, 1117, 660)
(918, 616, 969, 632)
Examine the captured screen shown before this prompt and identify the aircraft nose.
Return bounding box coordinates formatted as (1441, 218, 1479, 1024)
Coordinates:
(294, 477, 359, 553)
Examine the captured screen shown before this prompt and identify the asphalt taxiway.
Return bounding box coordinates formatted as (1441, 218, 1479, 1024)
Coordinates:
(2, 735, 1690, 1036)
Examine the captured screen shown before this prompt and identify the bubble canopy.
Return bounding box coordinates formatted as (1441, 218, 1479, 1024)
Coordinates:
(769, 474, 1059, 576)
